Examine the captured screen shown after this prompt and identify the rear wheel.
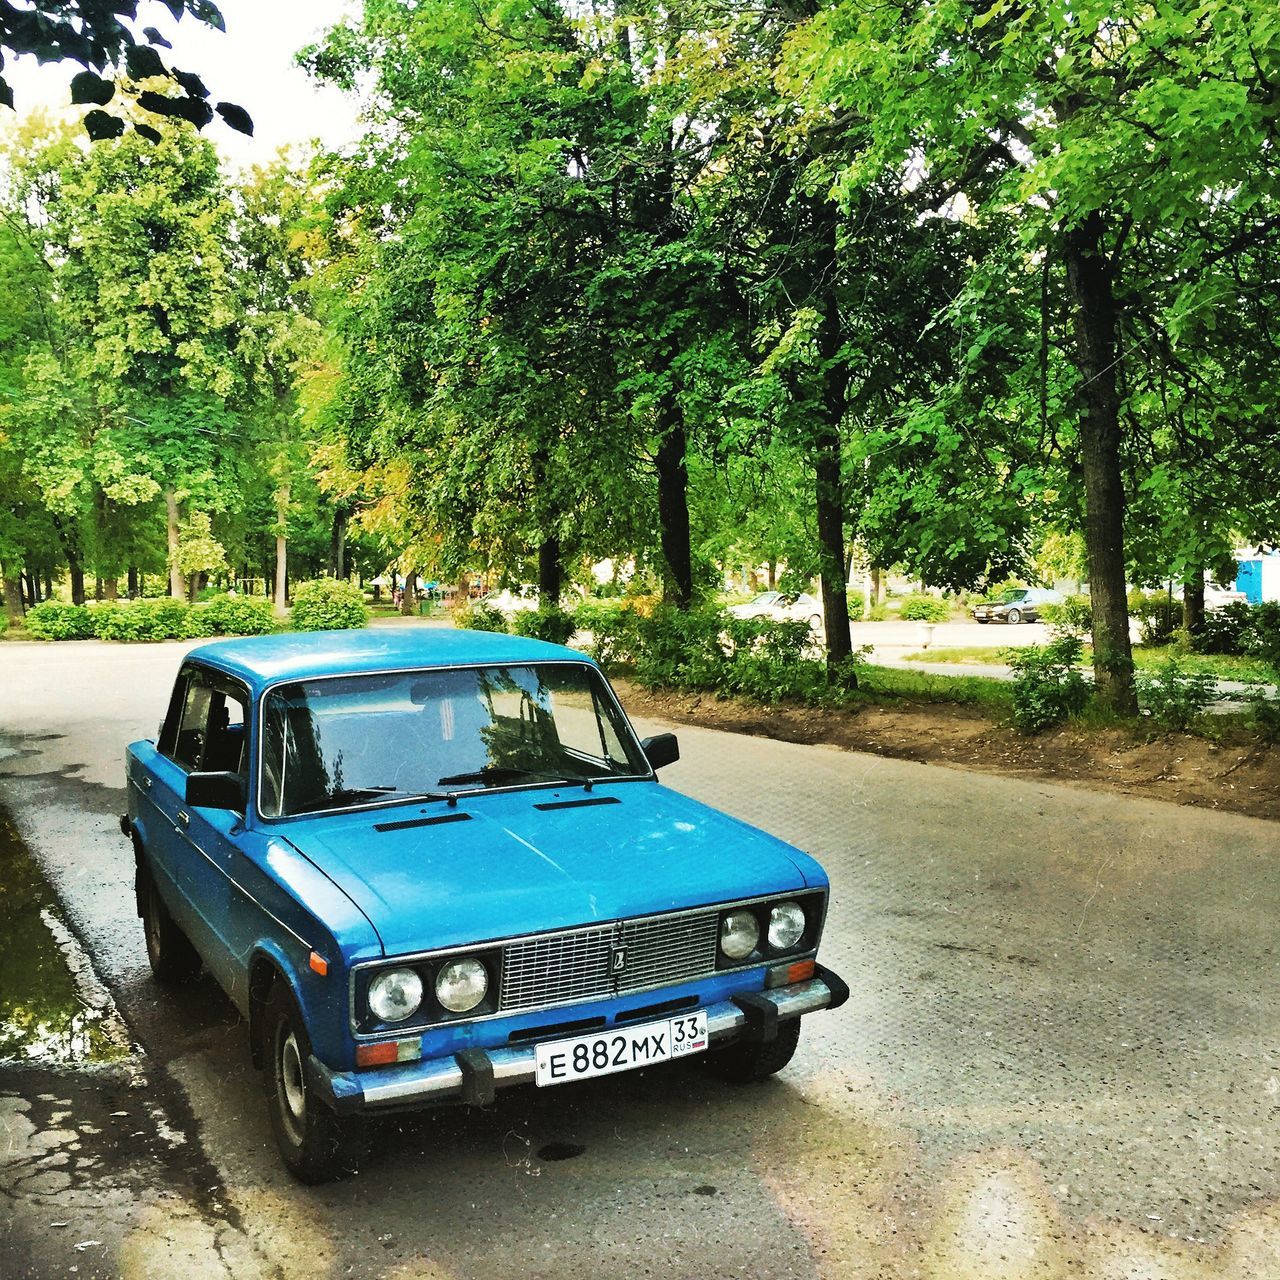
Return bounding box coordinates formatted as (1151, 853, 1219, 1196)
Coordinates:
(702, 1019, 801, 1084)
(1006, 608, 1022, 625)
(263, 984, 364, 1184)
(141, 872, 202, 984)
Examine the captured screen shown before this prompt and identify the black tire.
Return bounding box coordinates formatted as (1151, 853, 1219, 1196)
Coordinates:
(702, 1019, 801, 1084)
(808, 614, 822, 630)
(263, 984, 364, 1184)
(142, 871, 202, 984)
(1006, 608, 1022, 625)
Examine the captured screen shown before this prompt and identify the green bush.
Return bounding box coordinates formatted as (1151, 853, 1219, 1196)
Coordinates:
(1040, 594, 1093, 637)
(92, 598, 193, 641)
(511, 605, 577, 645)
(1006, 635, 1090, 734)
(1186, 600, 1251, 655)
(1135, 660, 1218, 731)
(25, 601, 94, 640)
(1127, 588, 1179, 646)
(1241, 601, 1280, 674)
(897, 593, 951, 622)
(201, 593, 277, 636)
(454, 600, 508, 633)
(575, 602, 639, 668)
(1243, 686, 1280, 744)
(290, 579, 369, 632)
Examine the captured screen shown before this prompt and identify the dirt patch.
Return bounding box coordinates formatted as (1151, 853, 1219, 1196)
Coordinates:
(615, 678, 1280, 823)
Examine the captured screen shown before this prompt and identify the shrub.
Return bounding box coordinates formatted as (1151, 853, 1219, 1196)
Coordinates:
(1127, 588, 1178, 646)
(290, 579, 369, 632)
(1040, 594, 1093, 637)
(454, 600, 508, 633)
(1244, 686, 1280, 744)
(1136, 660, 1218, 731)
(1006, 635, 1090, 734)
(1186, 600, 1251, 655)
(897, 593, 950, 622)
(25, 601, 94, 640)
(85, 597, 193, 641)
(575, 602, 639, 668)
(511, 605, 576, 645)
(1241, 601, 1280, 675)
(202, 593, 277, 636)
(865, 602, 891, 622)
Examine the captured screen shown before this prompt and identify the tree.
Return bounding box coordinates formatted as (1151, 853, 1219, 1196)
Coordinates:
(0, 1, 252, 141)
(785, 0, 1280, 709)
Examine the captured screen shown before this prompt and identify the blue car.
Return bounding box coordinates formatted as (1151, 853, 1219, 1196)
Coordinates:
(122, 629, 846, 1182)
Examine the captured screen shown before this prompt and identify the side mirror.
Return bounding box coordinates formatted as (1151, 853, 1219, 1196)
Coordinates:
(640, 733, 680, 772)
(186, 771, 245, 812)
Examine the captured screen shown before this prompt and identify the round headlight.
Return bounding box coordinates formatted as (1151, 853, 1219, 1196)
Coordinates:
(435, 958, 489, 1014)
(720, 910, 760, 961)
(368, 967, 424, 1023)
(768, 900, 806, 951)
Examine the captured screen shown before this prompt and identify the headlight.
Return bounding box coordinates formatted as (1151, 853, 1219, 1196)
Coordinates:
(435, 958, 488, 1013)
(768, 901, 806, 951)
(720, 910, 760, 960)
(368, 967, 424, 1023)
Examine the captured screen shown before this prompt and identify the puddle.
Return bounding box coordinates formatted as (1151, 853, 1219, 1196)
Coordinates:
(0, 805, 130, 1065)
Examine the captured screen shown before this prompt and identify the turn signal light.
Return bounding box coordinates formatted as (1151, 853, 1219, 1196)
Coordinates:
(356, 1038, 423, 1069)
(309, 952, 329, 976)
(765, 958, 815, 989)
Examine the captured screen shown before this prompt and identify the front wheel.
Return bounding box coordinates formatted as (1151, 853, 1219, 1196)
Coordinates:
(263, 985, 364, 1184)
(702, 1019, 801, 1084)
(1005, 608, 1022, 624)
(142, 872, 202, 984)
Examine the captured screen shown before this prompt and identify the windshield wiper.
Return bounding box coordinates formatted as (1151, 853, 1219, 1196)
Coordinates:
(436, 766, 540, 786)
(436, 766, 601, 792)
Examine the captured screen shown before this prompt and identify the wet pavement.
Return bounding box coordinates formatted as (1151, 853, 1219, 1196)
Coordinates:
(0, 638, 1278, 1278)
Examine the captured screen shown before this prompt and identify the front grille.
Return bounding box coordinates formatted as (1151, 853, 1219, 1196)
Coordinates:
(498, 909, 720, 1014)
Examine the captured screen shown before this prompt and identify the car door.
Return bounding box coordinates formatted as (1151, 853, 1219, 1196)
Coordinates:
(149, 665, 244, 991)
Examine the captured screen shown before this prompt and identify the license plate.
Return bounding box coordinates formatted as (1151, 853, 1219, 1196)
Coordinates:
(534, 1011, 708, 1087)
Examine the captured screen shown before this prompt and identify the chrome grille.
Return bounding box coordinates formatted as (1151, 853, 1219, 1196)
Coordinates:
(499, 909, 720, 1014)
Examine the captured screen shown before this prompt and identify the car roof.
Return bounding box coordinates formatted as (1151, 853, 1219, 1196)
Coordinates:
(184, 627, 591, 692)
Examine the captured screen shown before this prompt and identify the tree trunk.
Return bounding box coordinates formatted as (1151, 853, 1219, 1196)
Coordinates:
(1063, 211, 1136, 714)
(127, 567, 139, 599)
(400, 570, 418, 616)
(655, 396, 693, 609)
(103, 576, 118, 601)
(1182, 574, 1205, 633)
(538, 536, 562, 606)
(274, 483, 290, 618)
(68, 558, 85, 606)
(165, 489, 185, 599)
(331, 508, 348, 579)
(812, 198, 853, 678)
(3, 572, 23, 625)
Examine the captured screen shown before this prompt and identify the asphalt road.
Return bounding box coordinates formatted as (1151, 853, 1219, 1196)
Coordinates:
(1, 638, 1278, 1280)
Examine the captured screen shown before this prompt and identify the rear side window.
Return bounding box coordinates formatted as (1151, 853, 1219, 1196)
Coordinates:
(160, 667, 249, 778)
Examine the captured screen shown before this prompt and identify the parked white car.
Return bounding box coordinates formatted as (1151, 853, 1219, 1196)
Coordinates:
(729, 591, 824, 629)
(480, 585, 540, 614)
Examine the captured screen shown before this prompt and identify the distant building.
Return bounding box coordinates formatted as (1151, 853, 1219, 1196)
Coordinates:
(1234, 549, 1280, 603)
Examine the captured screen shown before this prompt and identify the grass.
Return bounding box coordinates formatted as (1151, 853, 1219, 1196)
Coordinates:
(856, 663, 1014, 710)
(903, 644, 1274, 682)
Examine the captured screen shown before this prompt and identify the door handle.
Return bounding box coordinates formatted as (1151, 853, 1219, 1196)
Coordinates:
(177, 810, 189, 827)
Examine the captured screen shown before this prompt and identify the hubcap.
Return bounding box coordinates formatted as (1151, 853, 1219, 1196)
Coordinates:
(279, 1029, 307, 1139)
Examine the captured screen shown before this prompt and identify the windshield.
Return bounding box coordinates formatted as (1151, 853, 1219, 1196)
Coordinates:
(259, 663, 650, 818)
(1000, 589, 1029, 603)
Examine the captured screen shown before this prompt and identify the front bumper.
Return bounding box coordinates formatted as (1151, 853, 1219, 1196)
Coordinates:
(308, 967, 848, 1116)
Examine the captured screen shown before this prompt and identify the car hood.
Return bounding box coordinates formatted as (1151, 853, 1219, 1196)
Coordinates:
(281, 781, 822, 957)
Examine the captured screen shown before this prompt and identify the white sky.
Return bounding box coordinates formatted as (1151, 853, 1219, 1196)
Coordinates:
(4, 0, 364, 168)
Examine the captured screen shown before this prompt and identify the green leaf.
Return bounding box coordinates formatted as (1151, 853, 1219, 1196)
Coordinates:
(215, 102, 253, 136)
(70, 71, 115, 106)
(125, 45, 168, 81)
(83, 110, 125, 140)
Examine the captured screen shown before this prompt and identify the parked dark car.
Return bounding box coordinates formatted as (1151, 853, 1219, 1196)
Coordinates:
(973, 587, 1062, 625)
(122, 629, 846, 1182)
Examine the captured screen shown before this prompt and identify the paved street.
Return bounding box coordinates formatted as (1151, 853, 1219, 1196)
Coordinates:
(1, 638, 1278, 1279)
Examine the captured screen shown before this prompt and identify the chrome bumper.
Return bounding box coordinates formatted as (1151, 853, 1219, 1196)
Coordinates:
(309, 968, 847, 1116)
